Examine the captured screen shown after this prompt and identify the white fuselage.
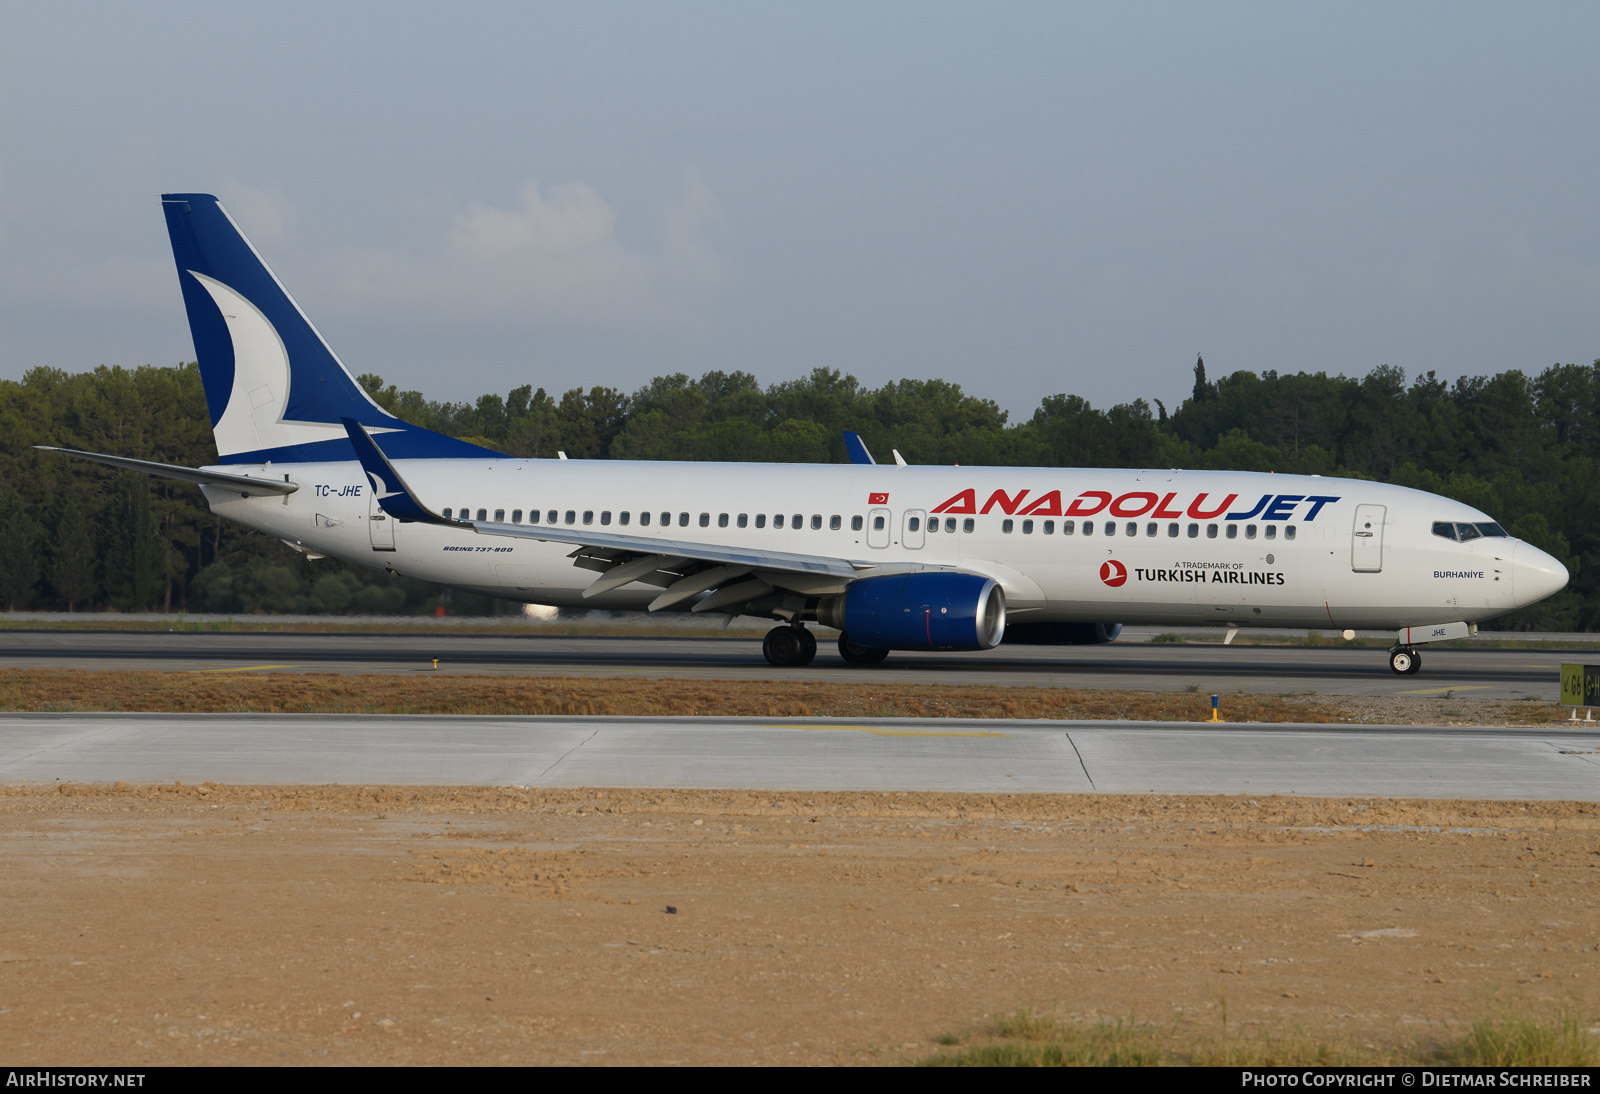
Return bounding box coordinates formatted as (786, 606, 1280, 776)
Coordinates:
(201, 459, 1567, 631)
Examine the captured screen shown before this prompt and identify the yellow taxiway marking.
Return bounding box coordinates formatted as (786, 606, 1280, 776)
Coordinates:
(789, 724, 1010, 738)
(192, 664, 300, 673)
(1398, 685, 1492, 696)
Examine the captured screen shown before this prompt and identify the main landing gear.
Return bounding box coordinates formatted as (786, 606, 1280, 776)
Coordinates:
(838, 631, 890, 666)
(763, 625, 817, 667)
(1389, 647, 1422, 675)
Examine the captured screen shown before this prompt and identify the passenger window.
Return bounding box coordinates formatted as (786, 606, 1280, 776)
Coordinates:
(1044, 520, 1055, 535)
(775, 514, 785, 529)
(699, 513, 710, 528)
(850, 515, 862, 531)
(1104, 522, 1115, 536)
(962, 518, 975, 533)
(679, 512, 690, 527)
(738, 514, 748, 528)
(1084, 520, 1094, 536)
(494, 509, 505, 522)
(511, 509, 522, 524)
(1063, 521, 1075, 535)
(1455, 523, 1482, 542)
(583, 511, 594, 525)
(442, 508, 452, 519)
(620, 512, 630, 526)
(1225, 523, 1236, 539)
(600, 511, 611, 526)
(1285, 525, 1296, 540)
(640, 511, 651, 526)
(477, 508, 488, 522)
(1001, 519, 1012, 533)
(1022, 519, 1033, 534)
(811, 515, 822, 530)
(1265, 525, 1277, 540)
(756, 514, 766, 528)
(717, 513, 728, 528)
(871, 515, 883, 531)
(1146, 522, 1157, 537)
(793, 514, 802, 528)
(547, 510, 558, 524)
(1246, 524, 1257, 539)
(1206, 523, 1217, 538)
(910, 516, 923, 532)
(1432, 522, 1457, 540)
(660, 512, 670, 526)
(1125, 522, 1137, 537)
(563, 510, 575, 525)
(945, 517, 957, 533)
(1187, 523, 1199, 538)
(829, 515, 841, 530)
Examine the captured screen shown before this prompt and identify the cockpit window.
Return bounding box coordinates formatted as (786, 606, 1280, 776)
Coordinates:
(1432, 521, 1457, 541)
(1476, 522, 1508, 537)
(1455, 522, 1482, 542)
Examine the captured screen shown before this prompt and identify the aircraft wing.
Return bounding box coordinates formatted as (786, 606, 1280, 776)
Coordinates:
(341, 419, 896, 611)
(33, 446, 300, 496)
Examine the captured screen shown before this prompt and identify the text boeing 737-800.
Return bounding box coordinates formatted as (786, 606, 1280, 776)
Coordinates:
(37, 194, 1570, 674)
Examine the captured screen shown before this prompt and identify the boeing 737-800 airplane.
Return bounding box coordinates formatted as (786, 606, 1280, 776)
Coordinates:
(38, 195, 1571, 674)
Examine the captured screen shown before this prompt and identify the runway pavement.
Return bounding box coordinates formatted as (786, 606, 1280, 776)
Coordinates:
(0, 628, 1592, 698)
(2, 713, 1597, 799)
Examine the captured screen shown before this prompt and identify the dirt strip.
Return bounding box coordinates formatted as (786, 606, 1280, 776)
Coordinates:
(1, 785, 1596, 1065)
(0, 669, 1571, 724)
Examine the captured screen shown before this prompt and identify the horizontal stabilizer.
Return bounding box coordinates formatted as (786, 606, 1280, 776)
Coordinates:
(33, 446, 299, 496)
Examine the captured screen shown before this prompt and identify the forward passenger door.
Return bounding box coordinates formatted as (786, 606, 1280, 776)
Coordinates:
(1351, 504, 1385, 573)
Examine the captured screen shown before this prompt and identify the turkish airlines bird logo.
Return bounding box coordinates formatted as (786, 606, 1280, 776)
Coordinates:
(1100, 559, 1127, 587)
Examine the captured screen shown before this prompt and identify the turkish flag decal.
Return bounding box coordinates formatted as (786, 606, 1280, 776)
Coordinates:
(1100, 560, 1128, 587)
(868, 493, 889, 505)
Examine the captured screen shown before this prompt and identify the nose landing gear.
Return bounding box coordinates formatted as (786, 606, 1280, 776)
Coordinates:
(1389, 647, 1421, 675)
(762, 625, 817, 667)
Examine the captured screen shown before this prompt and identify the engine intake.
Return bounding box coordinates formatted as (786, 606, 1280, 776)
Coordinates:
(817, 572, 1006, 651)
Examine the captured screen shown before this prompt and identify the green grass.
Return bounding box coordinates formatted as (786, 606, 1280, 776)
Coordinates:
(917, 1007, 1600, 1067)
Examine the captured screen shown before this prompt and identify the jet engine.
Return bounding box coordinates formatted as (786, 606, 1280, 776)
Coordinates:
(816, 572, 1006, 651)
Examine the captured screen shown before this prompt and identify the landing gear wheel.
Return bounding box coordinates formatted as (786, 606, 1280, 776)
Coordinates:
(795, 628, 817, 666)
(1389, 648, 1421, 675)
(763, 626, 802, 667)
(838, 632, 890, 666)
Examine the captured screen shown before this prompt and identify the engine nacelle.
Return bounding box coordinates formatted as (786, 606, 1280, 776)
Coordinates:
(816, 572, 1006, 651)
(1002, 621, 1122, 645)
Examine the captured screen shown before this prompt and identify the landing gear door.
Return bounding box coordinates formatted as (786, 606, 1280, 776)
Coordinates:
(903, 509, 927, 549)
(1351, 504, 1385, 573)
(369, 482, 395, 551)
(867, 508, 891, 549)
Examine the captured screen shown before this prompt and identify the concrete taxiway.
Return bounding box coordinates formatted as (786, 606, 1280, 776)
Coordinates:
(3, 714, 1597, 799)
(0, 629, 1591, 698)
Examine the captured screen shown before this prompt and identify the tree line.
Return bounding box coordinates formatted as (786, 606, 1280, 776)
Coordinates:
(0, 357, 1593, 629)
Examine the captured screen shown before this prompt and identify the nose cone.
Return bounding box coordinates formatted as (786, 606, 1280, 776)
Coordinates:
(1512, 541, 1569, 607)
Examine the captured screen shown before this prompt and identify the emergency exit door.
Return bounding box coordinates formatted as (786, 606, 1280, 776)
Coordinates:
(866, 507, 891, 548)
(1351, 504, 1385, 572)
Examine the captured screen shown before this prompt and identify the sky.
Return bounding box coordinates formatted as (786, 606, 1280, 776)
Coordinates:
(1, 2, 1597, 419)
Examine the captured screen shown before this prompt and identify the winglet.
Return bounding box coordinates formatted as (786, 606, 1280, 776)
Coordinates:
(843, 431, 876, 465)
(340, 418, 453, 524)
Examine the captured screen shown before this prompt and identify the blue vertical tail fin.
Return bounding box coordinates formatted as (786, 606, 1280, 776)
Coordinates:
(162, 193, 497, 463)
